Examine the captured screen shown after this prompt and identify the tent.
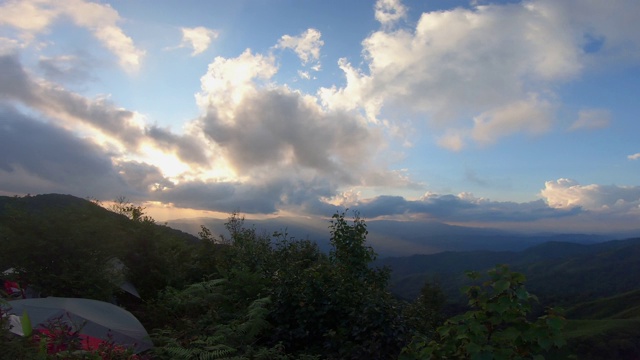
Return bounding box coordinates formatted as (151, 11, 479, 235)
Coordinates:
(2, 297, 153, 353)
(2, 268, 39, 299)
(108, 258, 141, 298)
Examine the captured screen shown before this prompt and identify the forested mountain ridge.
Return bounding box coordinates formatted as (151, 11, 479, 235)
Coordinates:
(0, 193, 201, 300)
(379, 237, 640, 304)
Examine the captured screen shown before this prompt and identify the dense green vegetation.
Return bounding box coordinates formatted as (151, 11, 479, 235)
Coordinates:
(379, 237, 640, 359)
(1, 194, 639, 358)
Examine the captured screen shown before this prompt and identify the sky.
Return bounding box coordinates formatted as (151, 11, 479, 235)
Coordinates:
(0, 0, 639, 235)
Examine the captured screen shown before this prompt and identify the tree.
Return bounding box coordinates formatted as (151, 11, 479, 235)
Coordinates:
(269, 211, 407, 359)
(404, 280, 446, 339)
(403, 264, 566, 359)
(110, 196, 155, 223)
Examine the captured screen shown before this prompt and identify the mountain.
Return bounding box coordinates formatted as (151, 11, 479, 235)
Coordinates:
(0, 194, 201, 299)
(168, 216, 611, 257)
(377, 237, 640, 304)
(0, 194, 199, 244)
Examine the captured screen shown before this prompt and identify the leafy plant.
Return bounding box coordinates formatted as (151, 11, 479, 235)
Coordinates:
(403, 264, 566, 359)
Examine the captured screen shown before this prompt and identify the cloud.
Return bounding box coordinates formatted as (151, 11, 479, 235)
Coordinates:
(541, 178, 640, 212)
(298, 70, 311, 80)
(0, 53, 144, 146)
(200, 88, 382, 184)
(195, 49, 393, 182)
(304, 192, 580, 222)
(321, 0, 640, 149)
(1, 53, 211, 175)
(569, 108, 612, 131)
(146, 125, 210, 166)
(471, 95, 554, 145)
(374, 0, 407, 26)
(38, 54, 95, 83)
(196, 49, 278, 111)
(277, 28, 323, 68)
(0, 48, 407, 215)
(436, 131, 466, 151)
(628, 153, 640, 160)
(115, 161, 174, 194)
(154, 47, 415, 214)
(180, 26, 219, 56)
(0, 105, 131, 198)
(0, 0, 144, 70)
(152, 176, 337, 214)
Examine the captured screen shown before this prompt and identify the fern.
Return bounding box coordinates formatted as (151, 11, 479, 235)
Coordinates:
(163, 341, 237, 360)
(236, 296, 271, 340)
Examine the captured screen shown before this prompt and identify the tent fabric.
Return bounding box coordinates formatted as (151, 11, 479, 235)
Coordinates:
(3, 297, 152, 353)
(107, 258, 141, 298)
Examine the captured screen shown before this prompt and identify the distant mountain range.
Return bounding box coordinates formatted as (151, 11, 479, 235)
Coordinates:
(375, 237, 640, 304)
(168, 215, 618, 257)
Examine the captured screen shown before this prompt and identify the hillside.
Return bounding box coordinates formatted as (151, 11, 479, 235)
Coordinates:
(379, 237, 640, 304)
(0, 194, 201, 300)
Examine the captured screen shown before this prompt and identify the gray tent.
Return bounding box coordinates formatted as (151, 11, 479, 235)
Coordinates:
(3, 297, 152, 353)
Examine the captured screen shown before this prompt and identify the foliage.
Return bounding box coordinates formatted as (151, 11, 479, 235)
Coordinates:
(403, 280, 446, 339)
(0, 299, 40, 360)
(110, 197, 155, 224)
(150, 278, 274, 359)
(0, 199, 120, 300)
(403, 264, 566, 359)
(268, 211, 407, 359)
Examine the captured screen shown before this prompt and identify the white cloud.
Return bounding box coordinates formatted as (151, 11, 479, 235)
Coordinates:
(437, 131, 466, 152)
(277, 28, 323, 67)
(187, 48, 415, 212)
(541, 178, 640, 212)
(319, 58, 382, 123)
(297, 70, 311, 80)
(321, 0, 640, 149)
(196, 49, 278, 113)
(569, 108, 611, 131)
(196, 52, 385, 183)
(374, 0, 407, 26)
(471, 95, 554, 145)
(0, 0, 57, 34)
(628, 153, 640, 160)
(0, 0, 144, 71)
(180, 26, 219, 56)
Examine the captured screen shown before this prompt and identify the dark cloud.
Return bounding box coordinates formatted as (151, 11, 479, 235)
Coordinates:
(332, 195, 582, 222)
(38, 54, 96, 84)
(0, 54, 32, 101)
(115, 161, 174, 194)
(152, 175, 337, 214)
(146, 125, 209, 165)
(201, 88, 380, 184)
(1, 53, 213, 172)
(0, 53, 142, 146)
(0, 105, 131, 198)
(152, 180, 277, 214)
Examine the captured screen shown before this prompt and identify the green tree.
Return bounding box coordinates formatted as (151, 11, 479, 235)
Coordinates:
(269, 211, 407, 359)
(403, 264, 566, 359)
(404, 280, 446, 339)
